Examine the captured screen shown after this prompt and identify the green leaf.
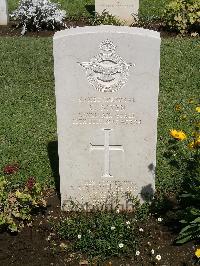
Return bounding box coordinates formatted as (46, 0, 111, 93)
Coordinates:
(176, 234, 192, 244)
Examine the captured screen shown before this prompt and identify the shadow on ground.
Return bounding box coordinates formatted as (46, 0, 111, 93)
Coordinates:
(47, 141, 60, 196)
(85, 4, 95, 16)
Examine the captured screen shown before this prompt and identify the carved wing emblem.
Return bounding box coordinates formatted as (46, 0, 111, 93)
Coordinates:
(79, 40, 134, 93)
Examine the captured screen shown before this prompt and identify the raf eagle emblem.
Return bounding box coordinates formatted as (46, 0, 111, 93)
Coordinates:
(79, 40, 134, 93)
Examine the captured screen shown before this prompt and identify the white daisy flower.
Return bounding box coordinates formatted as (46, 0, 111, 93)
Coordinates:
(60, 242, 67, 249)
(118, 243, 124, 248)
(157, 217, 163, 222)
(139, 228, 144, 232)
(156, 254, 161, 261)
(111, 226, 116, 230)
(135, 250, 140, 256)
(77, 234, 82, 239)
(126, 221, 131, 225)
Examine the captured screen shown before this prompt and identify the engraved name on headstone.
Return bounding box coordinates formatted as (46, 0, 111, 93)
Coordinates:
(0, 0, 8, 25)
(53, 26, 161, 211)
(95, 0, 139, 25)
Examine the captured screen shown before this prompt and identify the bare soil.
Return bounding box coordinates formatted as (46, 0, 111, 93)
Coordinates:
(0, 190, 198, 266)
(0, 20, 178, 38)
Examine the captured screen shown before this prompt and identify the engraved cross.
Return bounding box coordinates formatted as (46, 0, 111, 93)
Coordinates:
(90, 129, 124, 178)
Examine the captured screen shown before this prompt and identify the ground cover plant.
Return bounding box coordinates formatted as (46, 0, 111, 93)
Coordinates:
(0, 175, 46, 232)
(57, 212, 140, 260)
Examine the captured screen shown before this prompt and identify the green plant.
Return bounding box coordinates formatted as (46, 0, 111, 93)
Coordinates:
(176, 157, 200, 243)
(10, 0, 66, 35)
(163, 100, 200, 193)
(89, 10, 124, 26)
(55, 194, 150, 261)
(166, 101, 200, 243)
(0, 176, 46, 232)
(57, 211, 139, 260)
(163, 0, 200, 34)
(176, 208, 200, 243)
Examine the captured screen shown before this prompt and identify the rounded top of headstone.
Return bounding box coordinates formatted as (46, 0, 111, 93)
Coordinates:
(54, 26, 160, 40)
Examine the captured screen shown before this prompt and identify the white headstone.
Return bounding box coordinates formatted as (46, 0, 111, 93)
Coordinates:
(0, 0, 8, 25)
(53, 26, 161, 211)
(95, 0, 139, 25)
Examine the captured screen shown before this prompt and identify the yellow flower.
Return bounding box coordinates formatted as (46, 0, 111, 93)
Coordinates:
(194, 122, 200, 128)
(175, 104, 181, 111)
(188, 141, 195, 149)
(188, 98, 194, 104)
(196, 107, 200, 112)
(195, 136, 200, 147)
(195, 248, 200, 258)
(188, 135, 200, 149)
(181, 114, 187, 120)
(170, 129, 187, 141)
(15, 190, 22, 198)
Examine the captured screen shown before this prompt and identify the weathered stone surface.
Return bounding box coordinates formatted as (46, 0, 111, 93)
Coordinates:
(53, 26, 161, 211)
(95, 0, 139, 25)
(0, 0, 8, 25)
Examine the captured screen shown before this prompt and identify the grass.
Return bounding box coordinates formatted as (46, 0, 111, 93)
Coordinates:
(140, 0, 171, 19)
(8, 0, 170, 19)
(0, 37, 199, 192)
(0, 38, 56, 186)
(157, 38, 200, 192)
